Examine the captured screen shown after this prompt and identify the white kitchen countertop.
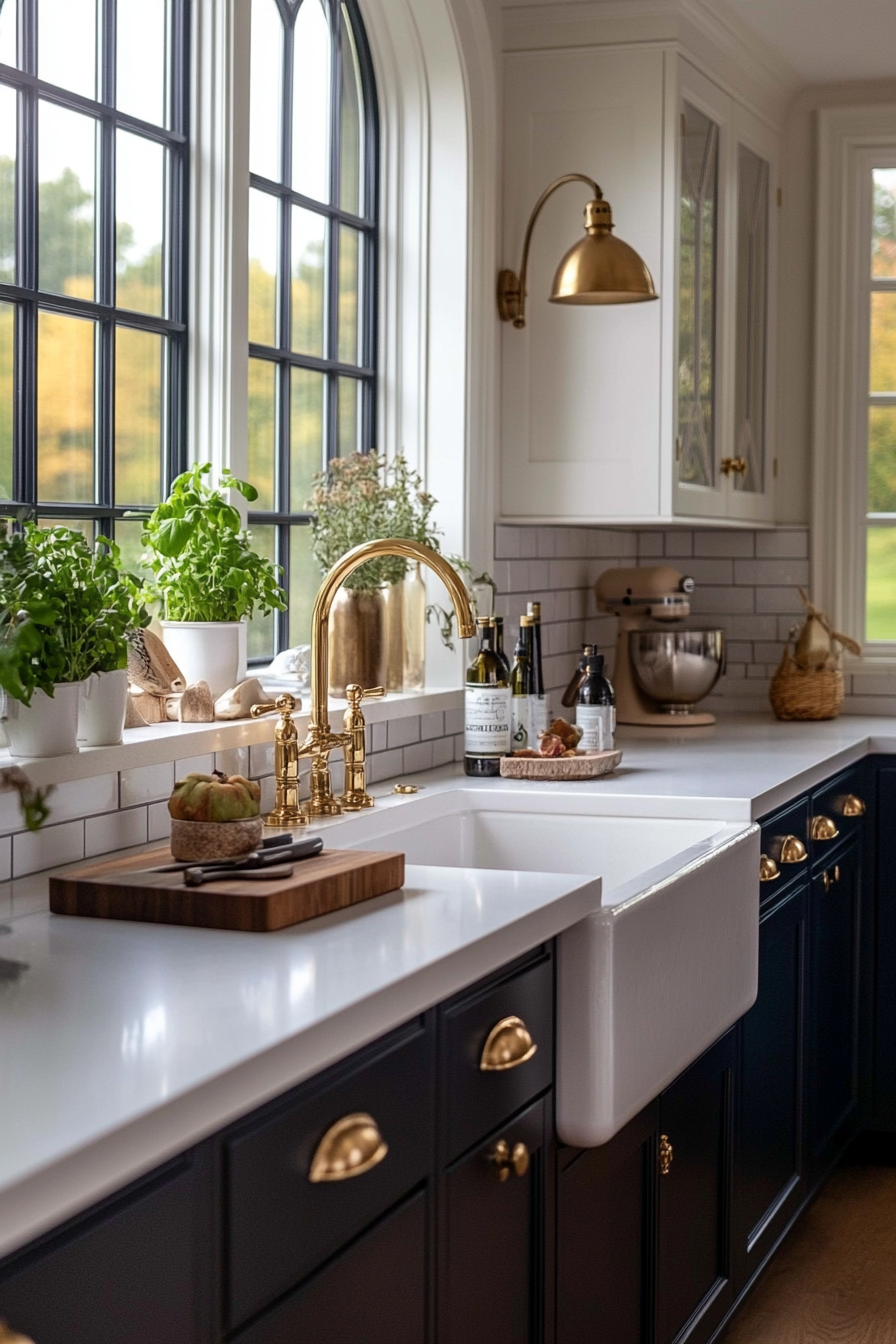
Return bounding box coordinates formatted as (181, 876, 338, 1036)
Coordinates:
(2, 710, 896, 1260)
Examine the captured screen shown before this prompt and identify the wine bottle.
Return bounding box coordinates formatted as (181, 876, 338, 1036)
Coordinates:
(575, 653, 616, 752)
(465, 616, 512, 777)
(526, 601, 548, 735)
(510, 616, 535, 752)
(494, 615, 511, 678)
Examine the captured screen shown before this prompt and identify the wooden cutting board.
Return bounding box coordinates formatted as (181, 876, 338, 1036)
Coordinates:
(49, 846, 405, 933)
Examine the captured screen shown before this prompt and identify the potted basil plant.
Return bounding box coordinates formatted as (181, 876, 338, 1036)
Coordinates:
(142, 465, 286, 698)
(0, 523, 148, 757)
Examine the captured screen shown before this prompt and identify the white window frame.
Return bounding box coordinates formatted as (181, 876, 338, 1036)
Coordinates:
(187, 0, 498, 685)
(813, 105, 896, 666)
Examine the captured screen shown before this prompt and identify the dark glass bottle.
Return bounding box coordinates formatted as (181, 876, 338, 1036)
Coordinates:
(561, 643, 596, 709)
(575, 653, 616, 752)
(526, 601, 547, 734)
(510, 618, 534, 752)
(465, 616, 511, 777)
(493, 615, 511, 678)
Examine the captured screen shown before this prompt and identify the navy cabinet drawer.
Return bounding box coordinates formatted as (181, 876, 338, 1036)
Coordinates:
(810, 768, 867, 862)
(225, 1019, 434, 1330)
(440, 949, 553, 1162)
(760, 797, 810, 897)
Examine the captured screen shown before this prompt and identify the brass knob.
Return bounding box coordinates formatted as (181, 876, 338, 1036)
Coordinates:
(0, 1326, 36, 1344)
(480, 1016, 538, 1072)
(811, 815, 840, 842)
(759, 854, 781, 882)
(720, 457, 748, 476)
(823, 864, 842, 892)
(308, 1113, 388, 1183)
(659, 1133, 674, 1176)
(778, 834, 808, 864)
(489, 1139, 530, 1181)
(842, 794, 866, 817)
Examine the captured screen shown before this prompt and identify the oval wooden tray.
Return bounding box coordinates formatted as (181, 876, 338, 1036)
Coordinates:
(499, 748, 623, 781)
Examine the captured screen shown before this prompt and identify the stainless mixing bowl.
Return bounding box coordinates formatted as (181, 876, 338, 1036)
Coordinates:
(629, 629, 725, 713)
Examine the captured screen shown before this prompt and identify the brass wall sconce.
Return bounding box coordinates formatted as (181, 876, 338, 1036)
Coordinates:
(498, 173, 658, 329)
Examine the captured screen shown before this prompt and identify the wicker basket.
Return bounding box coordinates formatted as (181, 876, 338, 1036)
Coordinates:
(769, 644, 844, 721)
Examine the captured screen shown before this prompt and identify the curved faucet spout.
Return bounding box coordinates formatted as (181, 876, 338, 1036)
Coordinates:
(310, 540, 476, 732)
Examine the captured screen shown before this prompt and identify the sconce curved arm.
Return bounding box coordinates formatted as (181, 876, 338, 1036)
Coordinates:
(498, 174, 602, 330)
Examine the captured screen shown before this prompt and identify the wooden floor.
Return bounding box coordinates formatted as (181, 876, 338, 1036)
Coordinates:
(720, 1163, 896, 1344)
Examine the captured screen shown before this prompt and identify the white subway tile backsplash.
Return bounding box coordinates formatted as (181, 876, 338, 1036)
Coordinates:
(689, 588, 755, 614)
(537, 528, 557, 558)
(403, 741, 435, 774)
(49, 774, 118, 824)
(120, 760, 175, 807)
(249, 741, 276, 778)
(733, 559, 810, 587)
(14, 820, 84, 877)
(755, 530, 809, 559)
(719, 615, 780, 641)
(445, 707, 464, 737)
(259, 776, 277, 812)
(388, 716, 420, 749)
(432, 736, 455, 768)
(147, 801, 172, 842)
(679, 558, 735, 585)
(371, 722, 388, 753)
(754, 587, 807, 614)
(494, 526, 521, 559)
(175, 753, 214, 779)
(216, 746, 250, 777)
(518, 528, 539, 558)
(85, 807, 148, 858)
(420, 711, 445, 741)
(663, 531, 694, 558)
(368, 748, 404, 784)
(0, 836, 10, 882)
(693, 532, 755, 558)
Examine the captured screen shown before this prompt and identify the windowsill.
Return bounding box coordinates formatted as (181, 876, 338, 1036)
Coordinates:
(2, 685, 464, 788)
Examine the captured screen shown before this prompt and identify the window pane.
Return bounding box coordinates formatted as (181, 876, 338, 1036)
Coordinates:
(39, 101, 96, 300)
(338, 376, 360, 456)
(250, 0, 282, 182)
(38, 0, 97, 100)
(38, 310, 95, 502)
(291, 206, 325, 355)
(869, 406, 896, 513)
(117, 0, 168, 127)
(340, 4, 364, 215)
(0, 83, 15, 283)
(248, 523, 277, 660)
(114, 517, 151, 578)
(290, 367, 324, 510)
(248, 188, 278, 347)
(0, 0, 17, 67)
(872, 168, 896, 280)
(734, 144, 768, 495)
(870, 293, 896, 393)
(867, 528, 896, 641)
(0, 302, 13, 499)
(678, 101, 718, 489)
(248, 357, 277, 510)
(289, 524, 317, 647)
(115, 326, 163, 505)
(116, 130, 165, 316)
(37, 516, 93, 543)
(292, 0, 331, 202)
(338, 225, 362, 365)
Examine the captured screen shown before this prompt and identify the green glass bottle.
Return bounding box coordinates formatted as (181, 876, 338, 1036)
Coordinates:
(510, 615, 535, 752)
(465, 616, 511, 777)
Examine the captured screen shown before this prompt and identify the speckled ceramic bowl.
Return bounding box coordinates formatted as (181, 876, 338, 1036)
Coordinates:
(169, 816, 264, 863)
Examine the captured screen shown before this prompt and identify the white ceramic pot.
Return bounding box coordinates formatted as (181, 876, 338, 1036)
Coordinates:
(5, 682, 83, 758)
(79, 668, 129, 746)
(160, 621, 244, 700)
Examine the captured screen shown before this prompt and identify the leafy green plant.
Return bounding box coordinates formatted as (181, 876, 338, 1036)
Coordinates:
(141, 464, 287, 622)
(307, 453, 440, 592)
(0, 522, 149, 705)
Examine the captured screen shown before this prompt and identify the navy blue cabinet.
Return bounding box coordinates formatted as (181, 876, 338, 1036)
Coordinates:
(873, 763, 896, 1128)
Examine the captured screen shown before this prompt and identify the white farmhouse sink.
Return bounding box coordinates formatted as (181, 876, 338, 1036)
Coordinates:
(324, 787, 759, 1147)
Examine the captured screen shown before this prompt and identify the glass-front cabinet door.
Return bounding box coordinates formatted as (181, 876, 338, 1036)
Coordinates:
(734, 143, 770, 497)
(678, 98, 720, 494)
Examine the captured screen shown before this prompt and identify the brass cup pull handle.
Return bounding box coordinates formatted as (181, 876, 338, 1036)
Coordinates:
(823, 864, 842, 892)
(811, 815, 840, 842)
(659, 1133, 674, 1176)
(759, 854, 781, 882)
(0, 1325, 37, 1344)
(308, 1113, 388, 1183)
(778, 834, 808, 864)
(480, 1015, 538, 1072)
(843, 794, 866, 817)
(490, 1139, 530, 1181)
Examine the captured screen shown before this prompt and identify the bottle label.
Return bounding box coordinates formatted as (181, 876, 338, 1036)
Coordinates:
(576, 704, 614, 752)
(465, 686, 512, 756)
(531, 695, 549, 737)
(511, 694, 534, 752)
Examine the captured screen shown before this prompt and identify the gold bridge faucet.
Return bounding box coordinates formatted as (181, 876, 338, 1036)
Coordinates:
(252, 540, 476, 825)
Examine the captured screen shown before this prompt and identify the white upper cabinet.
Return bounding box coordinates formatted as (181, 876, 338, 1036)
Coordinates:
(499, 45, 780, 526)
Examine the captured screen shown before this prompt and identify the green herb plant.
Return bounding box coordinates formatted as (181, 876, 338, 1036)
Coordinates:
(141, 464, 287, 622)
(307, 453, 440, 591)
(0, 521, 149, 706)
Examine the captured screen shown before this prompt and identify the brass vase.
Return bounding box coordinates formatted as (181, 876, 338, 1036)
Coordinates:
(381, 564, 427, 693)
(327, 586, 387, 697)
(382, 580, 405, 693)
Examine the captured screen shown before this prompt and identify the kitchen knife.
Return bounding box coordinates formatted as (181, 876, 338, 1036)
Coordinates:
(139, 835, 323, 876)
(183, 862, 296, 887)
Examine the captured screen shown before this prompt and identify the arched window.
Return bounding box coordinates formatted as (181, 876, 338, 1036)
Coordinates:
(246, 0, 378, 658)
(0, 0, 189, 565)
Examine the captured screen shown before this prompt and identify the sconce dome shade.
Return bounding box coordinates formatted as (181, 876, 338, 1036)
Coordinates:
(550, 230, 657, 305)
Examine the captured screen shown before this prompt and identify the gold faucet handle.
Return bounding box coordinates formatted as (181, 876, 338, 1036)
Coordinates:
(345, 684, 386, 708)
(251, 693, 302, 719)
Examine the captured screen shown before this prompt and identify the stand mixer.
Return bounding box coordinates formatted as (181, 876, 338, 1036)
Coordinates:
(595, 566, 724, 726)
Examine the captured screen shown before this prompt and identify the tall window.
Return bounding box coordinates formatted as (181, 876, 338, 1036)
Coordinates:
(865, 163, 896, 641)
(0, 0, 189, 567)
(246, 0, 378, 659)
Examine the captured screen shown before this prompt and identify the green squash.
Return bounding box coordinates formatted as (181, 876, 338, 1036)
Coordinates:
(168, 770, 261, 822)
